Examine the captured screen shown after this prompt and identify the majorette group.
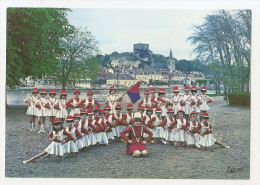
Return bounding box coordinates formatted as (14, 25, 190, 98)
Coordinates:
(23, 85, 229, 164)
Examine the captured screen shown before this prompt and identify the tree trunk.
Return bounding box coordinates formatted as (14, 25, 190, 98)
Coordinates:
(224, 85, 227, 100)
(62, 80, 65, 90)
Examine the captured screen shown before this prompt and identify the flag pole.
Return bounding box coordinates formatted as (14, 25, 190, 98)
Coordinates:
(90, 83, 106, 102)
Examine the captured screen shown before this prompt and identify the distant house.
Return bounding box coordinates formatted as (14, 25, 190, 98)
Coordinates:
(106, 74, 139, 87)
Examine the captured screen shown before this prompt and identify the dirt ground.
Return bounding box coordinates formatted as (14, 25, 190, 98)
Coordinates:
(5, 96, 250, 178)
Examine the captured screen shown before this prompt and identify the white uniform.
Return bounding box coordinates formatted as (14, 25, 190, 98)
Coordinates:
(25, 95, 39, 116)
(36, 97, 51, 117)
(190, 94, 200, 113)
(48, 97, 58, 117)
(175, 119, 187, 142)
(69, 98, 82, 116)
(186, 121, 200, 145)
(198, 122, 216, 147)
(156, 97, 169, 117)
(170, 95, 183, 115)
(63, 127, 79, 153)
(56, 99, 68, 119)
(143, 115, 154, 138)
(106, 95, 118, 114)
(152, 115, 164, 138)
(78, 121, 89, 147)
(105, 115, 116, 139)
(87, 119, 97, 146)
(198, 94, 213, 111)
(44, 129, 66, 156)
(113, 113, 124, 137)
(162, 117, 176, 142)
(182, 93, 192, 115)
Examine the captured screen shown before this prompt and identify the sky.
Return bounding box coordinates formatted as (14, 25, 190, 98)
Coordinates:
(66, 9, 217, 60)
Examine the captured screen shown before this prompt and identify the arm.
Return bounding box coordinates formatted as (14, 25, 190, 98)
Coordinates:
(147, 117, 156, 129)
(81, 126, 89, 135)
(94, 100, 100, 109)
(194, 123, 201, 134)
(75, 128, 83, 139)
(159, 118, 167, 127)
(143, 126, 153, 143)
(112, 115, 121, 126)
(120, 114, 128, 126)
(66, 99, 74, 108)
(183, 122, 190, 131)
(207, 96, 213, 103)
(120, 127, 131, 142)
(63, 129, 74, 143)
(169, 120, 177, 129)
(138, 100, 143, 106)
(48, 132, 53, 141)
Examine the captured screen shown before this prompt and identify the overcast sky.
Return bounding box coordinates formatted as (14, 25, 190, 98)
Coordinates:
(66, 9, 215, 60)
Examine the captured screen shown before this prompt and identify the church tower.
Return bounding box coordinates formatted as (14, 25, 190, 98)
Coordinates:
(167, 49, 175, 72)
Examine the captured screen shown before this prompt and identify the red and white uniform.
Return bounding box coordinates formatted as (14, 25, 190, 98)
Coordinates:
(48, 97, 58, 117)
(77, 121, 89, 147)
(143, 115, 154, 138)
(198, 94, 213, 111)
(45, 129, 73, 156)
(105, 114, 117, 139)
(64, 127, 82, 153)
(25, 94, 39, 116)
(98, 118, 109, 145)
(88, 118, 103, 145)
(81, 98, 100, 110)
(183, 121, 200, 145)
(55, 99, 68, 119)
(106, 95, 118, 114)
(154, 97, 169, 117)
(175, 119, 187, 142)
(67, 98, 82, 115)
(182, 93, 192, 115)
(138, 97, 157, 110)
(198, 122, 216, 147)
(36, 97, 51, 117)
(160, 116, 176, 142)
(112, 113, 128, 137)
(120, 126, 153, 154)
(169, 95, 183, 115)
(190, 94, 200, 113)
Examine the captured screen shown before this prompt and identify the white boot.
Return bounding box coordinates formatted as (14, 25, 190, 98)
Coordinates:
(195, 142, 200, 149)
(42, 125, 46, 134)
(37, 125, 42, 133)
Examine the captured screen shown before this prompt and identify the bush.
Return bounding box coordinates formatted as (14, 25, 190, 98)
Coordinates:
(228, 92, 250, 106)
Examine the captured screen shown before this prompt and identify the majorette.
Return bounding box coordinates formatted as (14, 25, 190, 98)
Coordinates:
(67, 89, 84, 116)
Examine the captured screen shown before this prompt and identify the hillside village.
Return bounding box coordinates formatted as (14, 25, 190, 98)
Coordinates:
(21, 43, 207, 89)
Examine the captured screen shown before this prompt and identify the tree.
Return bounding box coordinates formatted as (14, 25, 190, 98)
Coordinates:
(49, 27, 101, 89)
(6, 8, 73, 89)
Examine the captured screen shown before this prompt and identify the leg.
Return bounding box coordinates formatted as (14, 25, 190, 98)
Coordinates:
(141, 150, 148, 157)
(32, 115, 36, 130)
(37, 116, 42, 133)
(29, 115, 33, 131)
(23, 151, 48, 164)
(42, 117, 46, 133)
(199, 145, 207, 150)
(176, 141, 183, 147)
(132, 150, 141, 158)
(215, 141, 230, 148)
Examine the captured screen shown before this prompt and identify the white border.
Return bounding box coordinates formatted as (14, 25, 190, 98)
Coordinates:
(1, 1, 260, 185)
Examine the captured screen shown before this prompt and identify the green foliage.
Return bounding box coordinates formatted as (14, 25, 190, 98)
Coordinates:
(196, 79, 207, 84)
(6, 8, 73, 89)
(153, 54, 168, 63)
(228, 92, 250, 106)
(176, 59, 207, 73)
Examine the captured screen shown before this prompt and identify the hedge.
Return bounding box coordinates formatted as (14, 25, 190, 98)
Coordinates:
(228, 92, 250, 106)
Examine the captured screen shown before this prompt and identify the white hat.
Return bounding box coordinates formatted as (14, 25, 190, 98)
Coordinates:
(133, 112, 142, 119)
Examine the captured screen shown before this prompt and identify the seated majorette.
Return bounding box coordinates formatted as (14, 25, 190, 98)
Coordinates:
(196, 112, 229, 150)
(159, 108, 177, 145)
(182, 111, 200, 148)
(168, 86, 183, 119)
(147, 107, 164, 144)
(197, 86, 213, 121)
(120, 112, 153, 158)
(104, 105, 117, 143)
(66, 89, 84, 116)
(105, 86, 122, 115)
(63, 115, 82, 157)
(72, 113, 85, 151)
(137, 105, 145, 120)
(87, 108, 103, 146)
(80, 90, 100, 110)
(143, 106, 155, 138)
(111, 104, 128, 141)
(78, 110, 89, 151)
(24, 88, 39, 131)
(99, 109, 109, 145)
(181, 86, 192, 121)
(175, 109, 188, 147)
(123, 104, 133, 126)
(23, 118, 73, 164)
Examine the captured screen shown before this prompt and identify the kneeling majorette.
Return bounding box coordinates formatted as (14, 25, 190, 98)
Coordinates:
(23, 118, 73, 164)
(112, 104, 128, 141)
(196, 112, 229, 150)
(98, 109, 109, 145)
(120, 112, 153, 158)
(78, 110, 90, 150)
(104, 105, 117, 142)
(175, 109, 188, 147)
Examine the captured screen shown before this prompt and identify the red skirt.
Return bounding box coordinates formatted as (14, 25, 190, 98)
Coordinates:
(126, 142, 147, 154)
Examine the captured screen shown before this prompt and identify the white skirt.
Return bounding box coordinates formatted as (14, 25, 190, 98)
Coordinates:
(172, 104, 182, 115)
(88, 133, 97, 145)
(69, 108, 81, 116)
(143, 127, 153, 138)
(190, 105, 200, 113)
(152, 127, 164, 138)
(199, 102, 209, 111)
(76, 138, 84, 149)
(182, 104, 192, 115)
(198, 134, 216, 147)
(56, 108, 68, 119)
(186, 133, 200, 145)
(64, 140, 78, 153)
(81, 135, 89, 147)
(117, 126, 124, 137)
(99, 132, 109, 144)
(175, 129, 186, 142)
(44, 142, 66, 156)
(26, 105, 37, 116)
(107, 128, 115, 139)
(164, 129, 176, 141)
(36, 108, 50, 117)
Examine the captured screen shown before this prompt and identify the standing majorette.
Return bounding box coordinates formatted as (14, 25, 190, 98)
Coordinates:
(159, 108, 176, 145)
(105, 86, 122, 114)
(147, 107, 164, 144)
(175, 109, 187, 147)
(48, 89, 58, 131)
(55, 90, 68, 125)
(150, 88, 157, 103)
(190, 86, 200, 114)
(138, 90, 157, 111)
(78, 110, 89, 151)
(36, 89, 50, 134)
(183, 111, 200, 148)
(196, 112, 229, 150)
(181, 86, 192, 120)
(67, 89, 84, 116)
(112, 104, 128, 141)
(198, 86, 213, 121)
(104, 105, 116, 142)
(23, 118, 73, 164)
(168, 86, 183, 119)
(99, 109, 109, 145)
(64, 115, 82, 157)
(155, 88, 169, 120)
(24, 88, 39, 131)
(80, 90, 100, 110)
(120, 112, 153, 158)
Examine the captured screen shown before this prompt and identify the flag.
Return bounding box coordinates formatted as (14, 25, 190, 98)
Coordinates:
(127, 82, 141, 104)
